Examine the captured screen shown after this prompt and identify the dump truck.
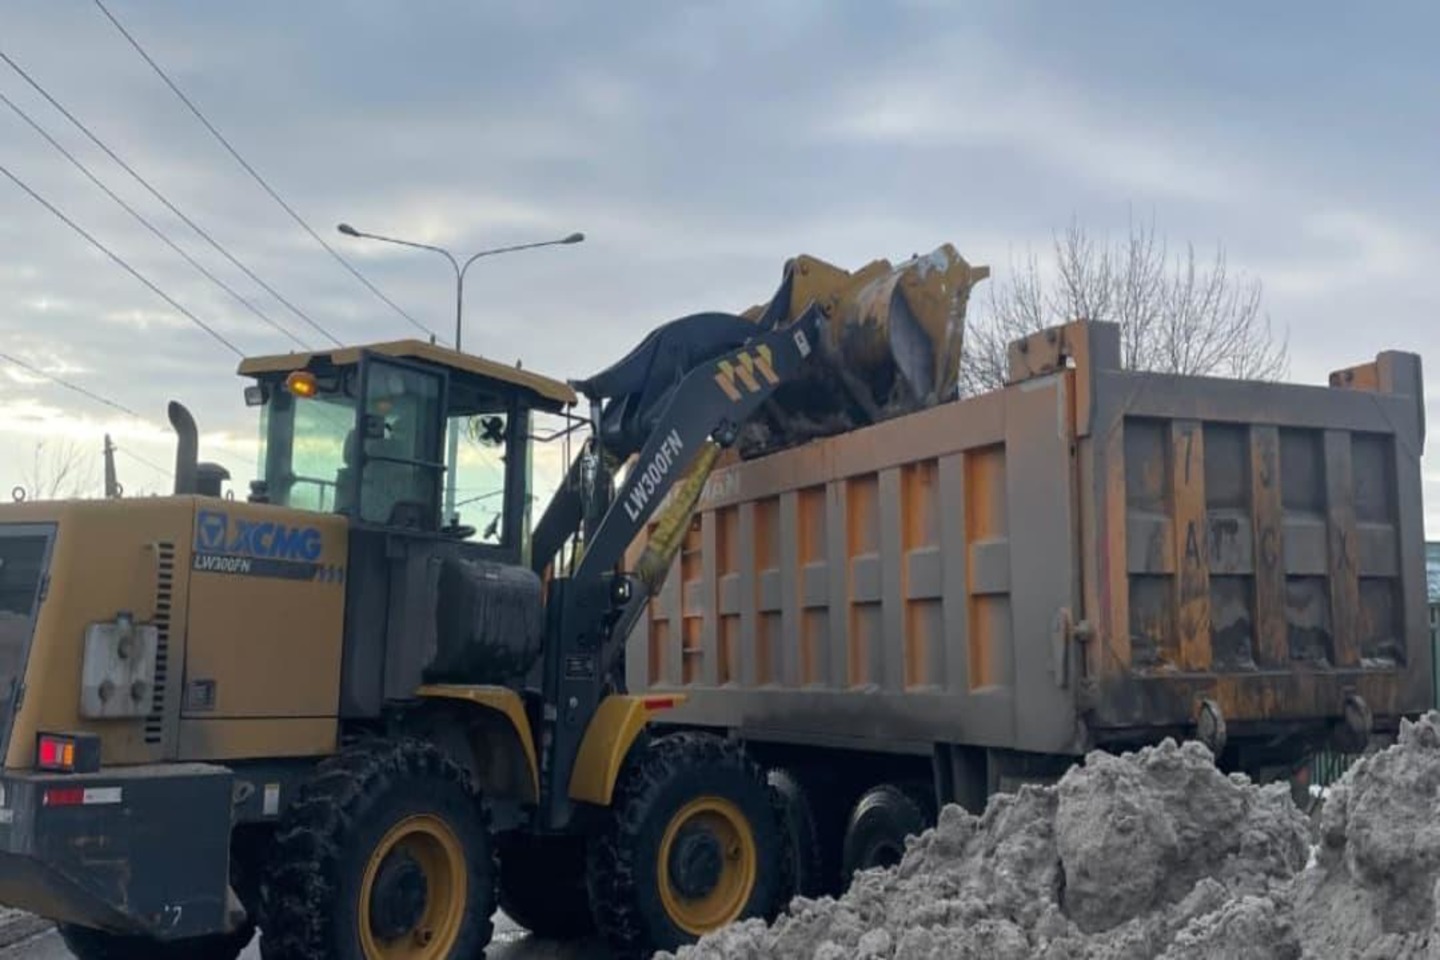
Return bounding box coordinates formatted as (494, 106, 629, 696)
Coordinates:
(626, 318, 1432, 895)
(0, 244, 984, 960)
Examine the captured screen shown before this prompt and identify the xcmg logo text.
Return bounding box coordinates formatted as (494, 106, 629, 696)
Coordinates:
(195, 510, 324, 563)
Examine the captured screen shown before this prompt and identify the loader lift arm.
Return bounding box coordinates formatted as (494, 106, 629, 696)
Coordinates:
(534, 305, 825, 829)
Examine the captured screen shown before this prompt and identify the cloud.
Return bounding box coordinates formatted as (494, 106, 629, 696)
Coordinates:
(0, 0, 1436, 540)
(811, 34, 1252, 205)
(1261, 210, 1440, 299)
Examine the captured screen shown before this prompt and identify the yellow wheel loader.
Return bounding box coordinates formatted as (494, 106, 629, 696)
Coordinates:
(0, 245, 984, 960)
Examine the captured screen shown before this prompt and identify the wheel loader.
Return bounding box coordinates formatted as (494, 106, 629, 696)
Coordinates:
(0, 243, 985, 960)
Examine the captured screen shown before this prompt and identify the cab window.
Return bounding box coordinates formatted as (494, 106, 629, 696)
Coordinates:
(354, 360, 446, 528)
(256, 371, 358, 513)
(448, 408, 511, 544)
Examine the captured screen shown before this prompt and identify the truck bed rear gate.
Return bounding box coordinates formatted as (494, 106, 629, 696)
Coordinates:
(1082, 336, 1431, 737)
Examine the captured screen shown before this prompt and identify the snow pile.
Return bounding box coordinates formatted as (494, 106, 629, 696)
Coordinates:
(1294, 712, 1440, 958)
(663, 711, 1440, 960)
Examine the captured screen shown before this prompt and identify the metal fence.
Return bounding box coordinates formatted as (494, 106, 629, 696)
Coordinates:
(1303, 602, 1440, 791)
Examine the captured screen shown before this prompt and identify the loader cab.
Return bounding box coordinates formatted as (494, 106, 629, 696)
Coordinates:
(237, 340, 576, 565)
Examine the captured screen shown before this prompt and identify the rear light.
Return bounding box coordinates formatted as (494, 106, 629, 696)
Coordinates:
(42, 787, 85, 808)
(35, 731, 101, 774)
(37, 736, 73, 771)
(42, 785, 122, 808)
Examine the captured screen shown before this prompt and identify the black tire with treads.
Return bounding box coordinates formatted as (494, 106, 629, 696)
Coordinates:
(840, 782, 932, 881)
(586, 732, 784, 959)
(495, 830, 595, 939)
(57, 922, 254, 960)
(256, 737, 495, 960)
(767, 767, 825, 907)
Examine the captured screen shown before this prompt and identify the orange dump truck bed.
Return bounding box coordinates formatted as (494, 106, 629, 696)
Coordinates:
(624, 320, 1431, 769)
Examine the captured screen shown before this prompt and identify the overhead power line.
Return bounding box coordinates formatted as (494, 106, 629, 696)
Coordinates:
(0, 46, 343, 348)
(92, 0, 441, 343)
(0, 160, 244, 357)
(117, 445, 172, 479)
(0, 89, 309, 351)
(0, 350, 143, 418)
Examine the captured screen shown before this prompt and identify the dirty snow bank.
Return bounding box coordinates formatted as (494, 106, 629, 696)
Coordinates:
(663, 712, 1440, 960)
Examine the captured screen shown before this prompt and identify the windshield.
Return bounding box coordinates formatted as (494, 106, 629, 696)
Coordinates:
(251, 364, 529, 546)
(257, 385, 358, 513)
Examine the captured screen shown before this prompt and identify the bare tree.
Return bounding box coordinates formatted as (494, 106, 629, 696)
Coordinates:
(16, 438, 98, 501)
(960, 214, 1288, 395)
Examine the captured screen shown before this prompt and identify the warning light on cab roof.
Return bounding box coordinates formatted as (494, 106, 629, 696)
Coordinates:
(284, 371, 318, 398)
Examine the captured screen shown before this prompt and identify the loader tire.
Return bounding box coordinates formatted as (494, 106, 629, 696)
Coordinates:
(57, 922, 253, 960)
(586, 731, 784, 958)
(840, 781, 932, 882)
(257, 737, 495, 960)
(495, 830, 595, 939)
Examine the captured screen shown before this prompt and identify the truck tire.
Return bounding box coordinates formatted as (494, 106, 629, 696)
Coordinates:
(840, 782, 932, 881)
(57, 922, 254, 960)
(495, 831, 595, 939)
(586, 732, 784, 958)
(257, 737, 495, 960)
(767, 767, 825, 904)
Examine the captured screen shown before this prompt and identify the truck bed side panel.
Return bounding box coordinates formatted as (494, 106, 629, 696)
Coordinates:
(626, 374, 1085, 755)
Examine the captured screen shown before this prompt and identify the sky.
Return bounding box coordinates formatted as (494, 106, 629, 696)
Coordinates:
(1, 1, 1437, 536)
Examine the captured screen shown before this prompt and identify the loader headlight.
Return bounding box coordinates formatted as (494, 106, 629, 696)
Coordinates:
(610, 576, 633, 605)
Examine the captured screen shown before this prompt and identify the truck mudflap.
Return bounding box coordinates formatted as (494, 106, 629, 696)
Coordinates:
(0, 762, 234, 941)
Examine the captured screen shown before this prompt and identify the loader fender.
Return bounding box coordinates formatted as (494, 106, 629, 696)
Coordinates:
(415, 684, 539, 804)
(569, 694, 687, 806)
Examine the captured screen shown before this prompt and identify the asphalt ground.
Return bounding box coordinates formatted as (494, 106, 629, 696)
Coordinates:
(0, 912, 611, 959)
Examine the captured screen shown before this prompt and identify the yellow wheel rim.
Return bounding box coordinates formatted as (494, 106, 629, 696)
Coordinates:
(657, 797, 757, 936)
(358, 814, 467, 960)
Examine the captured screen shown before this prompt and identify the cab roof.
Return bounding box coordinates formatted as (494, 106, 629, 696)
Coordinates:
(236, 338, 577, 408)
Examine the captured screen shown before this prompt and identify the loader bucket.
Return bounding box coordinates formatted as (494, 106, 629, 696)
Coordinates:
(738, 244, 988, 457)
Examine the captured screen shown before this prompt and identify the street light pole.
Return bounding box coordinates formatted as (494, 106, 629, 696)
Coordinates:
(336, 222, 585, 519)
(337, 223, 584, 351)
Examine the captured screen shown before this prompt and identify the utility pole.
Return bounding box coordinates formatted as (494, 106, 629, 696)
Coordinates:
(103, 434, 121, 499)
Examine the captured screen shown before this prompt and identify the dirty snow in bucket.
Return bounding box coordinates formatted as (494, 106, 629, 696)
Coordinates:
(663, 712, 1440, 960)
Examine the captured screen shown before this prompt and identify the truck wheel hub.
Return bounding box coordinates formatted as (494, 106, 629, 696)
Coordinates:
(369, 850, 429, 940)
(668, 824, 723, 899)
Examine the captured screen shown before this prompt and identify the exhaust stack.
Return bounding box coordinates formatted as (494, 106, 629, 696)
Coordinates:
(168, 401, 199, 496)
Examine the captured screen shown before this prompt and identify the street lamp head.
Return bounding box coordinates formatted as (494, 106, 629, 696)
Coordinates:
(337, 223, 360, 237)
(562, 232, 585, 244)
